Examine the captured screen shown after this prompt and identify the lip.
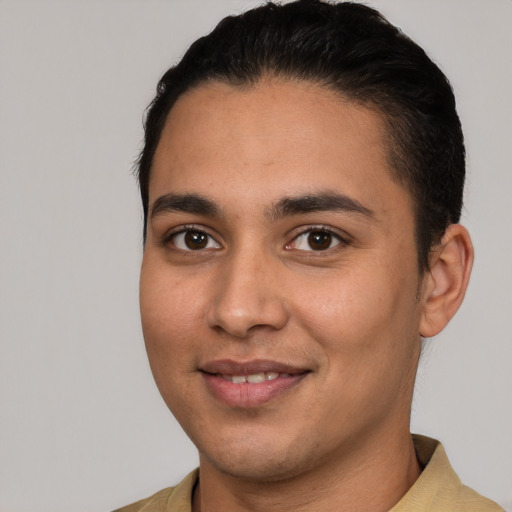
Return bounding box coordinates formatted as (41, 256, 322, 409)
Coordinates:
(200, 359, 310, 408)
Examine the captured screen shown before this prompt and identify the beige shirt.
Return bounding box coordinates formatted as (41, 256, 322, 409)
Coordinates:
(114, 435, 503, 512)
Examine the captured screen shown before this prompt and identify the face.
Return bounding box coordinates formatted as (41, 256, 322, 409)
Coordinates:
(140, 79, 425, 482)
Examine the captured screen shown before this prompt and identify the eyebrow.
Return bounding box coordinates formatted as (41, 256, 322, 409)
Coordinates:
(151, 193, 219, 218)
(150, 191, 374, 221)
(267, 191, 374, 221)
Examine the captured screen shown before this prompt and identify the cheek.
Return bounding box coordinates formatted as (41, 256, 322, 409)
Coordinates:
(294, 268, 405, 336)
(290, 260, 421, 380)
(139, 265, 205, 420)
(292, 267, 421, 424)
(139, 260, 205, 371)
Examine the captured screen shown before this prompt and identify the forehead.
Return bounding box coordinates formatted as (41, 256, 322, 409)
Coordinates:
(150, 79, 412, 220)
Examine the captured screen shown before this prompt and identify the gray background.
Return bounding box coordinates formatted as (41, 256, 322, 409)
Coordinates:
(0, 1, 511, 511)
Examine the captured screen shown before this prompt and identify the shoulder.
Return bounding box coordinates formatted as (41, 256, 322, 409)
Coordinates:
(392, 435, 504, 512)
(112, 486, 175, 512)
(112, 469, 198, 512)
(451, 483, 505, 512)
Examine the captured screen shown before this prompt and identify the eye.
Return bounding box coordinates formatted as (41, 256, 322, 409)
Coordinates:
(169, 229, 221, 251)
(288, 229, 344, 251)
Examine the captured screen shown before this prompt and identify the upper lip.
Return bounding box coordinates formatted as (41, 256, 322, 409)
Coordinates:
(200, 359, 309, 376)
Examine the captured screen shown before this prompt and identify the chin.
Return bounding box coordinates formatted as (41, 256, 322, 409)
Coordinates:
(205, 454, 305, 483)
(197, 433, 316, 483)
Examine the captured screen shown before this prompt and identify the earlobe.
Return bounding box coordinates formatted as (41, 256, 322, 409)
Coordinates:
(419, 224, 474, 338)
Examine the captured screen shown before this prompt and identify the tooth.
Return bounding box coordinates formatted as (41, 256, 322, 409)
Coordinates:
(247, 373, 266, 383)
(224, 372, 284, 384)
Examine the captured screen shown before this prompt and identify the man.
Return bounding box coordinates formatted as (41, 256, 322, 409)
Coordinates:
(115, 1, 503, 510)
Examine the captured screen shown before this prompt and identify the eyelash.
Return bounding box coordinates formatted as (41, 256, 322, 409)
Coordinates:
(162, 225, 350, 253)
(162, 225, 220, 252)
(286, 226, 349, 252)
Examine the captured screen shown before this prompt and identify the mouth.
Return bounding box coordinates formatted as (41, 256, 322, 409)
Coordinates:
(219, 371, 287, 384)
(200, 359, 310, 408)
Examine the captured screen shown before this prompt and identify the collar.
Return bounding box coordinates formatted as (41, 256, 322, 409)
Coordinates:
(164, 435, 501, 512)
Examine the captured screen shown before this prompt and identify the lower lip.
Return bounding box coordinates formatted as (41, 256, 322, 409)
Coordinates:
(202, 373, 308, 408)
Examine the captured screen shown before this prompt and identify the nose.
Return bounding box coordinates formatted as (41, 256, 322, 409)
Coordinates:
(207, 249, 289, 338)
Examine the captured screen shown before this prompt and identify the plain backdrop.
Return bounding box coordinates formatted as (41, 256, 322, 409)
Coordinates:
(0, 1, 511, 511)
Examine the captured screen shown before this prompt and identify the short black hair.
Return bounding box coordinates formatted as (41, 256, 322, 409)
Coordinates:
(137, 0, 465, 271)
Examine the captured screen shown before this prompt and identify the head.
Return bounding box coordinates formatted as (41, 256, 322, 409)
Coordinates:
(137, 0, 473, 488)
(138, 0, 466, 273)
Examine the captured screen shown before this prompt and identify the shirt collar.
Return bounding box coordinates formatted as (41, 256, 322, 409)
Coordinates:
(166, 436, 476, 512)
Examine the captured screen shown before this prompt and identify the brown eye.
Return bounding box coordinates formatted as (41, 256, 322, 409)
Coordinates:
(288, 229, 343, 252)
(307, 231, 333, 250)
(170, 230, 221, 251)
(184, 231, 208, 250)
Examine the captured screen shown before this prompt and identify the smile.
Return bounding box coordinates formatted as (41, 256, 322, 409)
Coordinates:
(221, 372, 287, 383)
(200, 360, 309, 407)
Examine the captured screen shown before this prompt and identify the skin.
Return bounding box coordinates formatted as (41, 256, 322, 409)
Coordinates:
(139, 79, 473, 512)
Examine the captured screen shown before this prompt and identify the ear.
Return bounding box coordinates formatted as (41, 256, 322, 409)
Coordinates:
(419, 224, 474, 338)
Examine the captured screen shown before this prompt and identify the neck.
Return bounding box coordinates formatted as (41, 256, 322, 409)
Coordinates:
(192, 427, 421, 512)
